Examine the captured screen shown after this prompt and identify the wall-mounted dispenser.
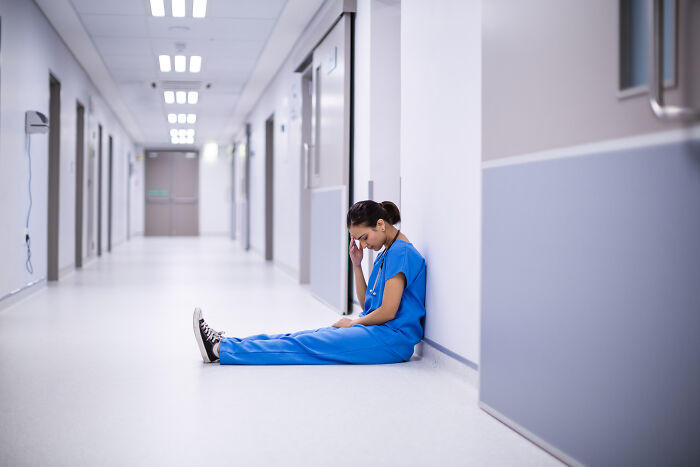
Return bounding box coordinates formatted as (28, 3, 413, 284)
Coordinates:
(25, 111, 49, 134)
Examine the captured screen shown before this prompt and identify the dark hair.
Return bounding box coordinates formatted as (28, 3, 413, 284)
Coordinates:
(347, 200, 401, 228)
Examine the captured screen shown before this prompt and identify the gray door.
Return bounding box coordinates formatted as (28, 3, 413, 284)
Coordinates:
(86, 121, 97, 258)
(308, 14, 353, 315)
(145, 151, 199, 236)
(480, 2, 700, 466)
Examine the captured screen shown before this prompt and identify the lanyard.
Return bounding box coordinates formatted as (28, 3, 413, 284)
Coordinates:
(369, 229, 401, 296)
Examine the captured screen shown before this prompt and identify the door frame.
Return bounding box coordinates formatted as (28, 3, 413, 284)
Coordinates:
(75, 101, 85, 268)
(97, 124, 103, 256)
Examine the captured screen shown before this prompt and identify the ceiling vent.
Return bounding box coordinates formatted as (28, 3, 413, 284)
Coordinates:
(159, 80, 203, 91)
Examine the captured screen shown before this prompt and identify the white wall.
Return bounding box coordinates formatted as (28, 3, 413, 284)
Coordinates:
(352, 0, 401, 289)
(199, 146, 233, 235)
(0, 0, 136, 298)
(368, 0, 401, 206)
(129, 149, 145, 236)
(401, 0, 482, 365)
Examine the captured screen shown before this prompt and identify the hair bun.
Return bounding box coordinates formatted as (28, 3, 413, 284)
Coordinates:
(380, 201, 401, 225)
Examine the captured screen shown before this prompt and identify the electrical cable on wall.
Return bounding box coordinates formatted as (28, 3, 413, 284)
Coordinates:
(25, 134, 34, 274)
(24, 110, 49, 275)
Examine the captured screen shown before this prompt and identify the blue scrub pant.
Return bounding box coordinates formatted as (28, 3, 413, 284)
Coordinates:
(219, 325, 415, 365)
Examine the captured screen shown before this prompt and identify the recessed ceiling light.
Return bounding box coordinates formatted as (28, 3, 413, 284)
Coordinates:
(193, 0, 207, 18)
(179, 129, 187, 137)
(158, 55, 171, 72)
(168, 113, 177, 124)
(170, 129, 178, 137)
(187, 113, 196, 124)
(186, 136, 195, 144)
(178, 113, 186, 124)
(164, 91, 175, 104)
(174, 55, 186, 72)
(171, 137, 179, 144)
(172, 0, 185, 17)
(186, 129, 195, 137)
(176, 91, 186, 104)
(187, 91, 198, 104)
(189, 56, 202, 73)
(150, 0, 165, 17)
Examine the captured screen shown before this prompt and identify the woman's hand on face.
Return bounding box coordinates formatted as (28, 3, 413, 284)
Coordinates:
(332, 318, 355, 328)
(349, 237, 363, 267)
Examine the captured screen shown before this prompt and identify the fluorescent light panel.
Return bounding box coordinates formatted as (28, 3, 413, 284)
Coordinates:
(164, 91, 175, 104)
(174, 55, 186, 72)
(150, 0, 165, 16)
(193, 0, 207, 18)
(187, 91, 198, 104)
(189, 56, 202, 73)
(177, 113, 186, 124)
(158, 55, 171, 72)
(168, 114, 177, 124)
(176, 91, 186, 104)
(187, 114, 196, 124)
(172, 0, 185, 17)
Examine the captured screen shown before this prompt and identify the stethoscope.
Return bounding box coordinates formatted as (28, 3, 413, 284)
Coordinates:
(369, 229, 401, 296)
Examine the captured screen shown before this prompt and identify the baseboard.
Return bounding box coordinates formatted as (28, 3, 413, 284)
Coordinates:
(413, 340, 480, 389)
(479, 401, 581, 466)
(275, 261, 299, 281)
(0, 279, 46, 311)
(59, 264, 75, 280)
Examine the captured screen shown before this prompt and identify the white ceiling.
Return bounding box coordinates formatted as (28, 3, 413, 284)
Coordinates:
(38, 0, 323, 148)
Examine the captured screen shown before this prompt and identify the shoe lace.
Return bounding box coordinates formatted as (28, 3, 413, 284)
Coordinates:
(200, 320, 225, 342)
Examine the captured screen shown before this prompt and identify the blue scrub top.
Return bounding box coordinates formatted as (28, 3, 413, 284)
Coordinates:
(361, 240, 426, 345)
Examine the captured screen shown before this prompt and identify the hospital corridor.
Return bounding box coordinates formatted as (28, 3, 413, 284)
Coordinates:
(0, 237, 560, 466)
(1, 0, 699, 466)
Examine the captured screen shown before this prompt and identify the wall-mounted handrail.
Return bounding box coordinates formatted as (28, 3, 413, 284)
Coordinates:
(648, 0, 698, 121)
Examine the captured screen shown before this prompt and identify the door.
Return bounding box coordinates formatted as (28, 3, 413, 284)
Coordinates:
(75, 102, 85, 268)
(86, 120, 97, 258)
(97, 125, 102, 256)
(308, 14, 353, 314)
(480, 1, 700, 465)
(47, 74, 60, 281)
(299, 67, 313, 284)
(264, 115, 274, 261)
(107, 135, 113, 252)
(145, 151, 199, 236)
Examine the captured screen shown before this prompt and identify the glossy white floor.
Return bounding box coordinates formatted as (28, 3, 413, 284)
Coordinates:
(0, 237, 561, 467)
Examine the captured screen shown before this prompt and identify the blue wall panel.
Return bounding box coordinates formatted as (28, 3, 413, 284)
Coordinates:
(481, 139, 700, 465)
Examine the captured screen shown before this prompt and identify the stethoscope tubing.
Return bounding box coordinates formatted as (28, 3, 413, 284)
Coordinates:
(369, 230, 400, 296)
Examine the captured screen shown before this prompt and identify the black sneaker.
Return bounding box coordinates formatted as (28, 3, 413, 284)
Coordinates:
(193, 307, 225, 363)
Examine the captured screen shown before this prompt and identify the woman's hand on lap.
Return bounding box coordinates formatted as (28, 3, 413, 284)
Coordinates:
(332, 318, 355, 328)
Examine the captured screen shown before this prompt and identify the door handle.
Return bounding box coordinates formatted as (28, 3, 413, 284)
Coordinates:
(303, 143, 313, 189)
(648, 0, 698, 121)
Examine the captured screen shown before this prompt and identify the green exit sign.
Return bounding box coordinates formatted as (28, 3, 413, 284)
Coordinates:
(148, 189, 169, 197)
